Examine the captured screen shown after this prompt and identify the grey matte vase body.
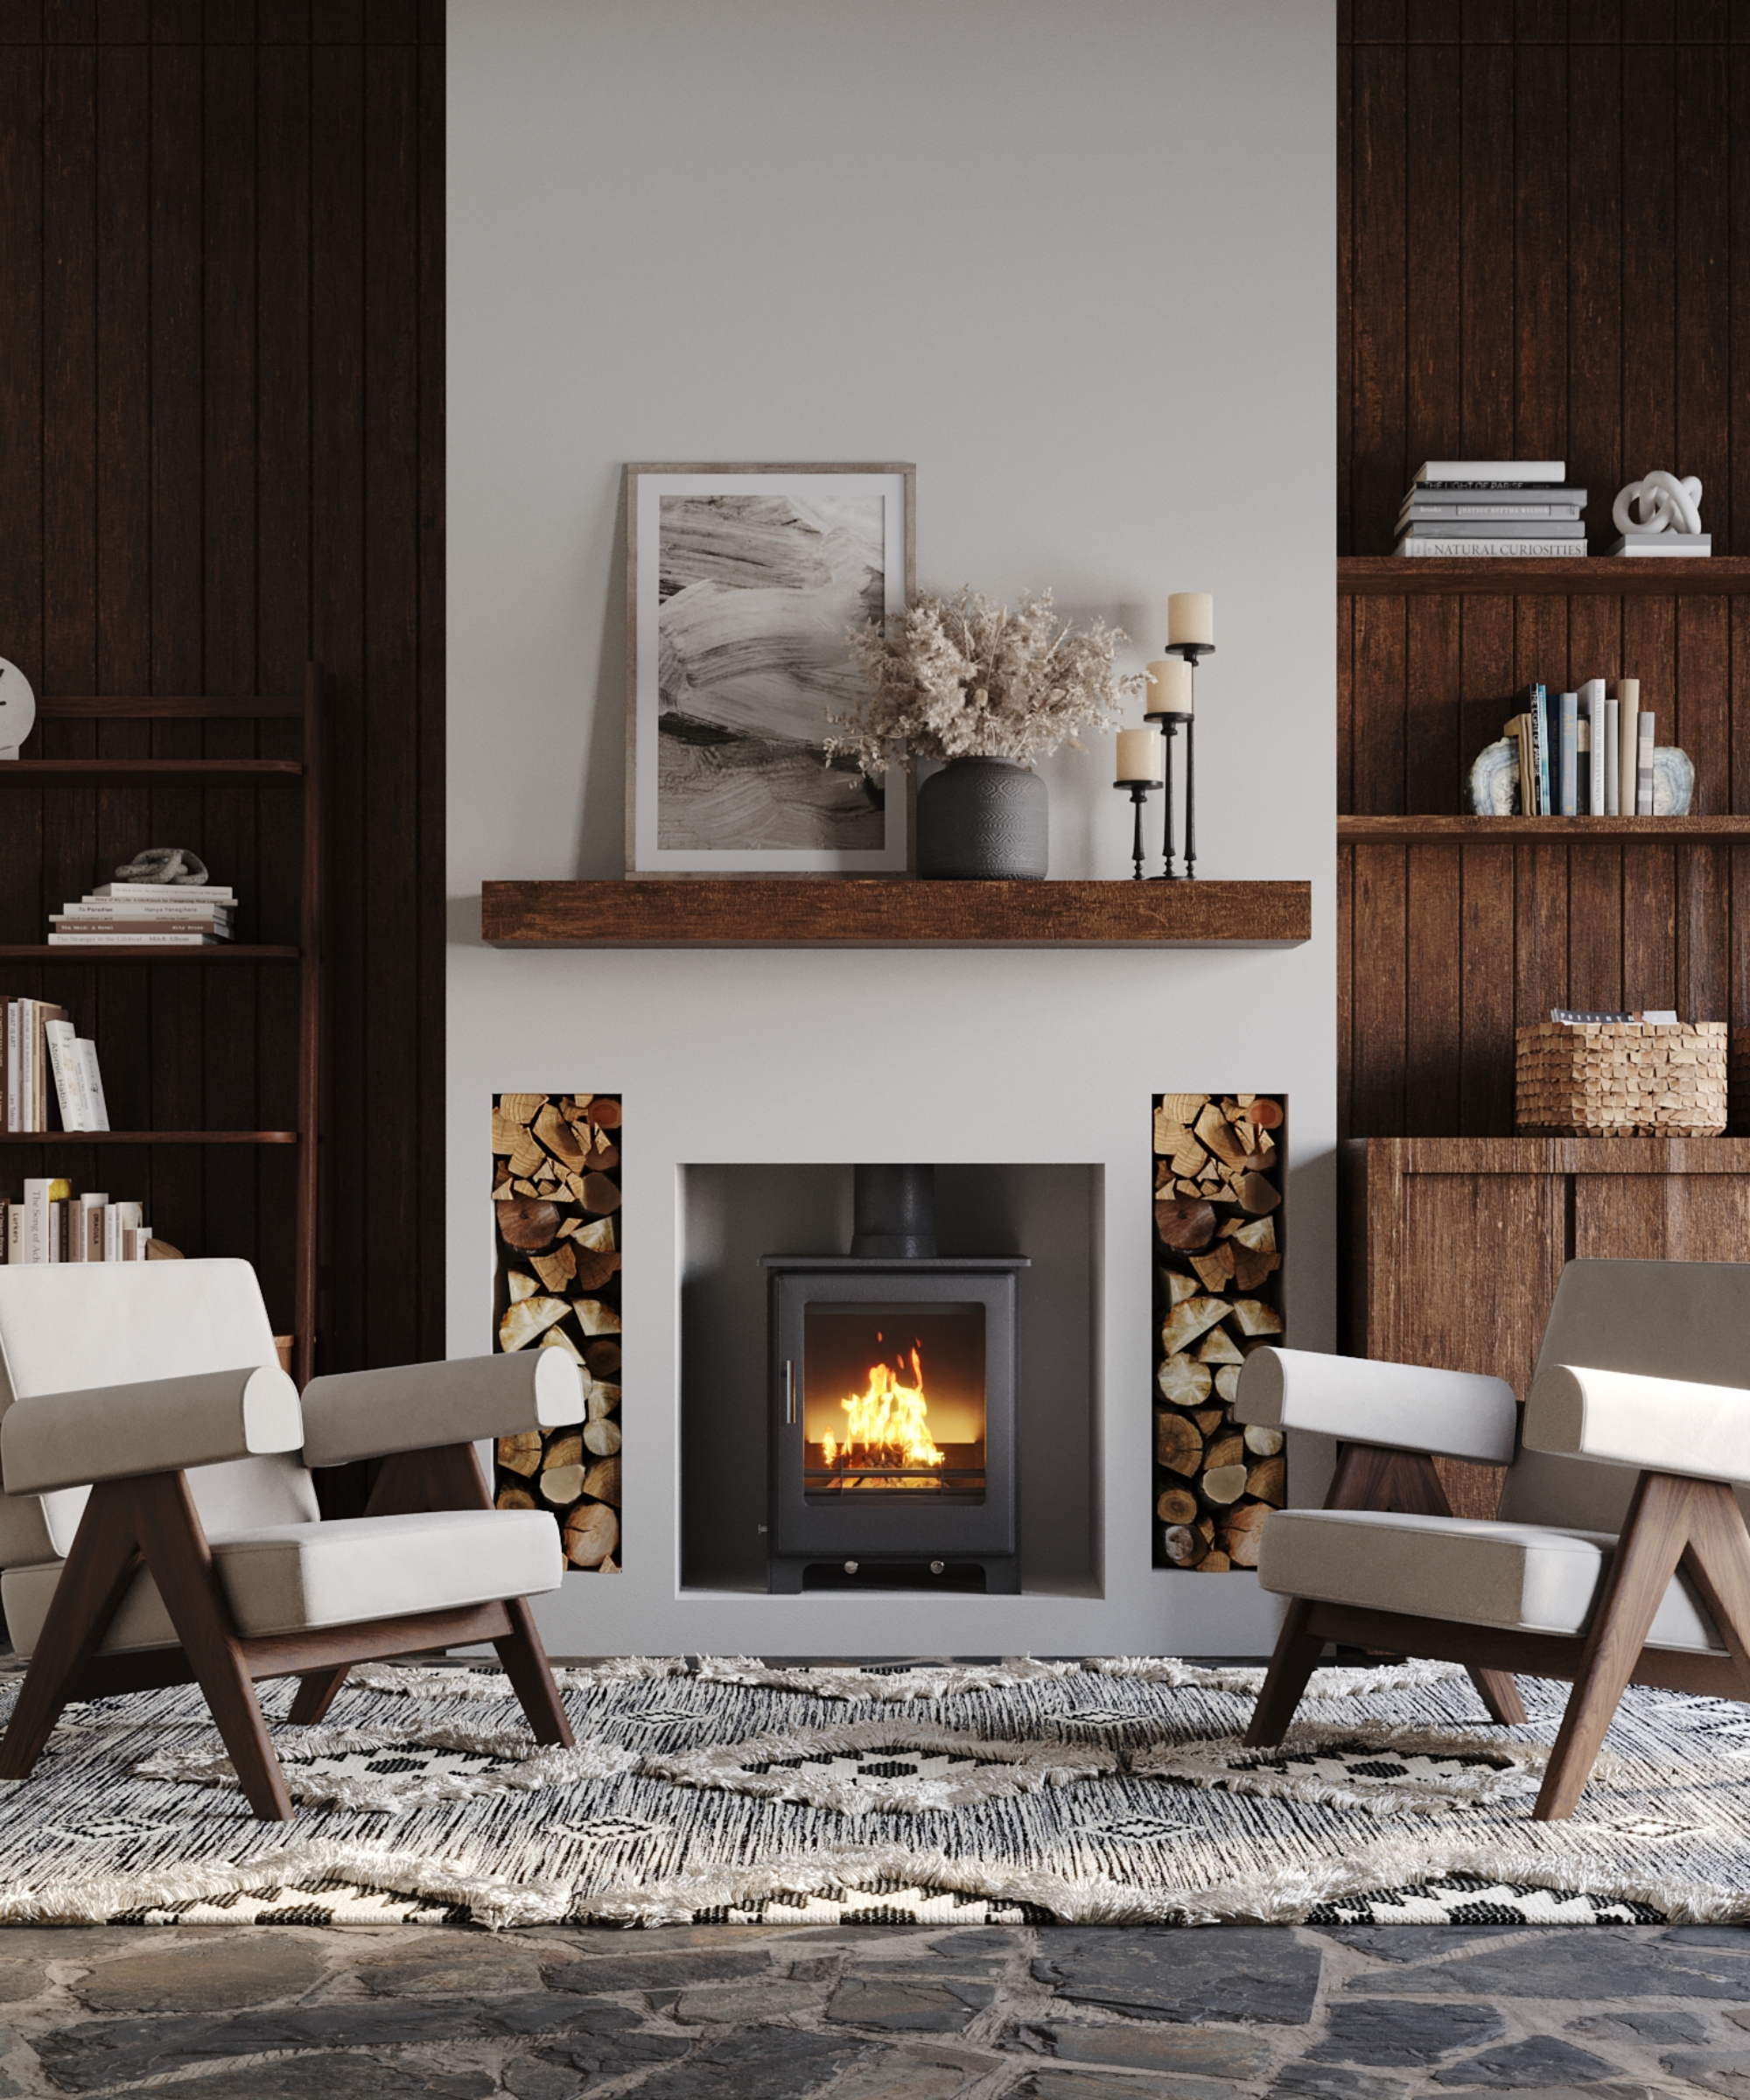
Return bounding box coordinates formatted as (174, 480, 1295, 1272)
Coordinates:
(915, 757, 1048, 879)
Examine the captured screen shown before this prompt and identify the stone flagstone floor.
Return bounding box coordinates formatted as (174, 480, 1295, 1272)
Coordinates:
(0, 1920, 1740, 2098)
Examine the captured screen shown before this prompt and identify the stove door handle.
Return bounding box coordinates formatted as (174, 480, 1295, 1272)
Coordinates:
(784, 1359, 796, 1426)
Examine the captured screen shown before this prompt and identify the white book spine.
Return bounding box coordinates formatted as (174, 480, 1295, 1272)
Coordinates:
(77, 1040, 109, 1131)
(4, 1001, 16, 1132)
(106, 1200, 142, 1264)
(1580, 679, 1607, 816)
(44, 1018, 88, 1131)
(1603, 699, 1620, 814)
(1617, 680, 1641, 823)
(1637, 711, 1656, 815)
(18, 1002, 34, 1134)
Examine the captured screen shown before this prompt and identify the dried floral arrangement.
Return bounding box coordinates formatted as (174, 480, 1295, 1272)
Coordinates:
(828, 586, 1139, 774)
(1152, 1093, 1286, 1572)
(492, 1092, 623, 1572)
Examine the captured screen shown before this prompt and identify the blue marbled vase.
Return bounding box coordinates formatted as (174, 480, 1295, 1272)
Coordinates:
(916, 757, 1048, 880)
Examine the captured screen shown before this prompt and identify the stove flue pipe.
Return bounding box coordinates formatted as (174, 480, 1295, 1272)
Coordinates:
(850, 1165, 938, 1261)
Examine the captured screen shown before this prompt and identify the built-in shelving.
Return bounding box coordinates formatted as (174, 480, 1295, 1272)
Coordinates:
(0, 1131, 298, 1145)
(1340, 556, 1750, 597)
(0, 759, 302, 785)
(483, 878, 1312, 949)
(1339, 816, 1750, 842)
(0, 945, 301, 962)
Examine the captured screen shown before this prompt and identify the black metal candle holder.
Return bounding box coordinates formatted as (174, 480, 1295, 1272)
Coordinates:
(1114, 780, 1156, 880)
(1144, 640, 1213, 878)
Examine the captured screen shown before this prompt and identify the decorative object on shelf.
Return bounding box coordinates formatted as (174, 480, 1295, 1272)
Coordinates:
(0, 657, 35, 761)
(1113, 726, 1163, 881)
(1142, 593, 1214, 879)
(1516, 1018, 1726, 1136)
(115, 846, 210, 886)
(832, 586, 1137, 882)
(1467, 737, 1693, 816)
(1152, 1090, 1285, 1572)
(493, 1093, 623, 1572)
(624, 464, 915, 876)
(1609, 472, 1711, 557)
(1395, 462, 1586, 558)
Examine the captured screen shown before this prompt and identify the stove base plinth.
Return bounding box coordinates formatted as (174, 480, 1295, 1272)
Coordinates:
(766, 1555, 1018, 1595)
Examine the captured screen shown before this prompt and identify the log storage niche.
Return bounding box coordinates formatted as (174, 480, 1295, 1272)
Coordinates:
(491, 1093, 624, 1570)
(1152, 1093, 1285, 1571)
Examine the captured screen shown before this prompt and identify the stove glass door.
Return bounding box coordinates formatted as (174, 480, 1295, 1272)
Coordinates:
(802, 1304, 986, 1502)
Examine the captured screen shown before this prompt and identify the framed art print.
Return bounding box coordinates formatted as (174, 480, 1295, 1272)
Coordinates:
(626, 463, 915, 873)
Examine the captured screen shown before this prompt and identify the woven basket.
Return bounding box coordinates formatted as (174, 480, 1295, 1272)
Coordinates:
(1516, 1020, 1727, 1136)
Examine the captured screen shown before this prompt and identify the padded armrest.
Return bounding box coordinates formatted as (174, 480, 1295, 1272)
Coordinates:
(1, 1364, 303, 1496)
(1235, 1347, 1518, 1465)
(1527, 1362, 1750, 1481)
(299, 1348, 584, 1468)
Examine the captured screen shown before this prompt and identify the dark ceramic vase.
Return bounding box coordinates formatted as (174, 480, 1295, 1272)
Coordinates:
(915, 756, 1048, 879)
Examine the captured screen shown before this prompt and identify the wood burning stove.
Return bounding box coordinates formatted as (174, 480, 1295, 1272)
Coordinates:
(763, 1166, 1027, 1593)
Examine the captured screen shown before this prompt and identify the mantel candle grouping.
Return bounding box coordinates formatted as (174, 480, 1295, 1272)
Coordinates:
(1124, 592, 1215, 879)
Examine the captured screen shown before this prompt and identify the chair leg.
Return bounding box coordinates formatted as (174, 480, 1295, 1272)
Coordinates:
(132, 1473, 293, 1822)
(288, 1667, 352, 1726)
(493, 1595, 574, 1748)
(1243, 1597, 1323, 1746)
(1536, 1471, 1692, 1822)
(1466, 1666, 1527, 1726)
(1673, 1480, 1750, 1703)
(0, 1481, 143, 1782)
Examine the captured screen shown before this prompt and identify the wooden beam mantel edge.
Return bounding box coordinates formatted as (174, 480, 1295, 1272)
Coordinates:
(480, 878, 1313, 950)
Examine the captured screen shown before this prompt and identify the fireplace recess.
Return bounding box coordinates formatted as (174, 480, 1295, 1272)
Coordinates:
(763, 1166, 1028, 1593)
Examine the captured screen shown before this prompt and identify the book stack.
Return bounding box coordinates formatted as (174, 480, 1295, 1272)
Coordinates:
(1504, 678, 1655, 815)
(1, 1180, 150, 1263)
(1395, 462, 1587, 557)
(3, 1002, 108, 1131)
(49, 879, 234, 947)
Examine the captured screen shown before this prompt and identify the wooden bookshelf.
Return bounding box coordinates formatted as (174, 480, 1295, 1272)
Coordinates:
(0, 1131, 298, 1145)
(1340, 556, 1750, 598)
(1339, 816, 1750, 842)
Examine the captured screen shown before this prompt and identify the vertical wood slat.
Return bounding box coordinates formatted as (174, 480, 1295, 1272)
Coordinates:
(1352, 37, 1408, 556)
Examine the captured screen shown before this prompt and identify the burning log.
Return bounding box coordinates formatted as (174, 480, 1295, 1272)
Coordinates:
(1151, 1092, 1288, 1569)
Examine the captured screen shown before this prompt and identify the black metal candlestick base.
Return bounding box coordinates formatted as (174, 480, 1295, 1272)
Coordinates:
(1145, 640, 1213, 879)
(1116, 780, 1156, 879)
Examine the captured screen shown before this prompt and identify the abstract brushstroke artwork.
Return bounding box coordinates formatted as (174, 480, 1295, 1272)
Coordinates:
(626, 465, 914, 872)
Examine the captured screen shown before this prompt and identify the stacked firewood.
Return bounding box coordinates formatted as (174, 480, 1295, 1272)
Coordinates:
(1152, 1092, 1285, 1572)
(492, 1092, 623, 1571)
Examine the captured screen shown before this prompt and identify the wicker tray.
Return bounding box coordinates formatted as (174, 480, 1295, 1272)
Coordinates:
(1516, 1020, 1727, 1136)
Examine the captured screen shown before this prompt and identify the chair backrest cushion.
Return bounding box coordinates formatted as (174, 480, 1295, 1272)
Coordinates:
(0, 1260, 318, 1561)
(1502, 1258, 1750, 1530)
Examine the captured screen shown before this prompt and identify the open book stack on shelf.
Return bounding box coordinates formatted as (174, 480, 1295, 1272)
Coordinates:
(1395, 461, 1587, 558)
(49, 880, 234, 947)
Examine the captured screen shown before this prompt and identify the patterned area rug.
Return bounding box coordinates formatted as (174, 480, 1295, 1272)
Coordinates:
(0, 1657, 1746, 1928)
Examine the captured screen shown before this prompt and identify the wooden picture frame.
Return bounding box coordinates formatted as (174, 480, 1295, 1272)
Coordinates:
(625, 463, 916, 875)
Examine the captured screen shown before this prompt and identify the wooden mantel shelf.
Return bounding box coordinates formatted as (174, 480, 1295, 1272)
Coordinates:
(482, 878, 1312, 949)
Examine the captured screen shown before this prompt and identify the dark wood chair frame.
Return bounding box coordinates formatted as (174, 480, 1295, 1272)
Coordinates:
(0, 1441, 574, 1820)
(1246, 1440, 1750, 1819)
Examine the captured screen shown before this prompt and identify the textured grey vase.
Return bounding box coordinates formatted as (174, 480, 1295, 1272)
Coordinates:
(915, 757, 1048, 879)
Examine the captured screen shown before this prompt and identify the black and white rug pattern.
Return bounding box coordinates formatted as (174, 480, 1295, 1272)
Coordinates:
(0, 1656, 1746, 1929)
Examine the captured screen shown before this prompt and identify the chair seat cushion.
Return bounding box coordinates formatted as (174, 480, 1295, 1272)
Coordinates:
(0, 1508, 564, 1659)
(1256, 1507, 1724, 1655)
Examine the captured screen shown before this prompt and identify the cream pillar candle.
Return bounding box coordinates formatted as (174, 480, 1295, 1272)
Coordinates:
(1616, 679, 1640, 818)
(1145, 658, 1194, 717)
(1116, 726, 1164, 784)
(1166, 592, 1214, 648)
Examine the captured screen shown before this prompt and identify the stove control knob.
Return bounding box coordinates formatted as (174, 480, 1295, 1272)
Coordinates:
(930, 1560, 946, 1575)
(844, 1560, 858, 1575)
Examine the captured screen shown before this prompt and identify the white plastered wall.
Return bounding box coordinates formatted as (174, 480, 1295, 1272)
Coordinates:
(447, 0, 1336, 1656)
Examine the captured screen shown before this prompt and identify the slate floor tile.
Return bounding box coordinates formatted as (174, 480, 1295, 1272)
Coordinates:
(542, 1949, 774, 1994)
(1572, 2008, 1711, 2045)
(127, 2061, 496, 2100)
(675, 1978, 825, 2023)
(1310, 2000, 1506, 2065)
(831, 2054, 974, 2100)
(1432, 2034, 1624, 2087)
(359, 1941, 550, 1997)
(528, 2023, 696, 2089)
(828, 1976, 995, 2030)
(1267, 2067, 1407, 2100)
(70, 1936, 331, 2011)
(1660, 2051, 1750, 2096)
(1032, 1928, 1323, 2024)
(627, 2022, 866, 2099)
(1016, 2072, 1230, 2100)
(1021, 2018, 1273, 2078)
(1353, 1932, 1750, 2000)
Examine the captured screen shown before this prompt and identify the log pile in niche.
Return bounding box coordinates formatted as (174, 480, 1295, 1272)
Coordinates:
(492, 1092, 624, 1571)
(1152, 1092, 1285, 1571)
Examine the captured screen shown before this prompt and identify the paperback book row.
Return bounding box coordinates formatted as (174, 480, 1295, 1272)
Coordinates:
(1396, 461, 1587, 559)
(3, 1180, 151, 1264)
(48, 879, 234, 947)
(4, 1003, 109, 1132)
(1502, 679, 1656, 816)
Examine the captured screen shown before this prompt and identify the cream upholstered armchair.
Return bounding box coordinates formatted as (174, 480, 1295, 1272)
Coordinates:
(0, 1260, 582, 1821)
(1234, 1258, 1750, 1820)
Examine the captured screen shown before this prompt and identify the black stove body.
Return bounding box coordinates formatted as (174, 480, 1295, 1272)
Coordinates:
(762, 1166, 1027, 1594)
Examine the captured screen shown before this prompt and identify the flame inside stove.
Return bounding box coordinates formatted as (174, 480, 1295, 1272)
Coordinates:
(833, 1341, 945, 1480)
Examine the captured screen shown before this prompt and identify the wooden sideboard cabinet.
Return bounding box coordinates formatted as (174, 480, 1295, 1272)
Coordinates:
(1339, 1138, 1750, 1518)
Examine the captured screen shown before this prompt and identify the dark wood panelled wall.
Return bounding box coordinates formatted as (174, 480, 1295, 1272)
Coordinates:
(0, 2, 444, 1371)
(1338, 3, 1750, 1139)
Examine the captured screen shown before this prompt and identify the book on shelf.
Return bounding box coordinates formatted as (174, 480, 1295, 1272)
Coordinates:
(1637, 710, 1656, 816)
(79, 1040, 108, 1131)
(47, 929, 225, 947)
(1579, 679, 1607, 816)
(1399, 489, 1586, 519)
(42, 1022, 108, 1133)
(1397, 520, 1586, 540)
(1415, 460, 1568, 484)
(103, 1200, 143, 1263)
(1557, 691, 1579, 816)
(1551, 1007, 1679, 1025)
(3, 1000, 69, 1133)
(90, 882, 235, 903)
(1617, 680, 1641, 818)
(60, 898, 232, 921)
(1605, 534, 1712, 557)
(78, 1192, 107, 1264)
(1576, 710, 1592, 814)
(1603, 697, 1620, 815)
(1395, 538, 1586, 557)
(1, 1184, 150, 1264)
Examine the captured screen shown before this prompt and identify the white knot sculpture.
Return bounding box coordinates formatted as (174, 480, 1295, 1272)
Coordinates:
(1614, 470, 1704, 538)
